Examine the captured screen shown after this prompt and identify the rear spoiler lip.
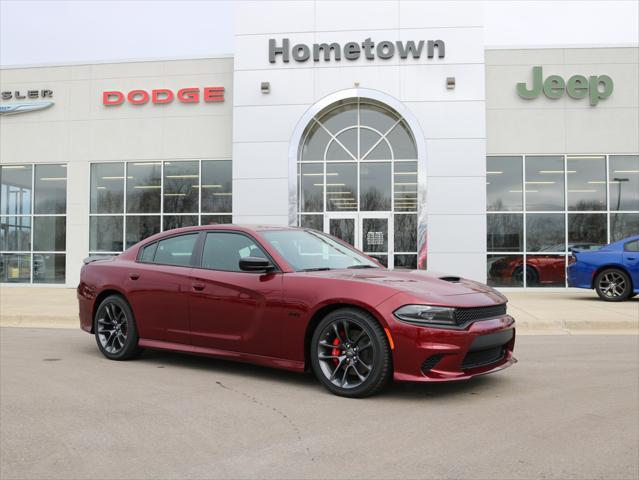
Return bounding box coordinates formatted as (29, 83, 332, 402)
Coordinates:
(83, 255, 115, 265)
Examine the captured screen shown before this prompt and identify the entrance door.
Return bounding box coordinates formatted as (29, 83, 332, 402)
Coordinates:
(359, 213, 392, 268)
(325, 213, 357, 248)
(324, 213, 393, 268)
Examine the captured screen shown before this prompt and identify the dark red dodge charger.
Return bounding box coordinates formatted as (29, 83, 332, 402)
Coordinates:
(78, 225, 516, 397)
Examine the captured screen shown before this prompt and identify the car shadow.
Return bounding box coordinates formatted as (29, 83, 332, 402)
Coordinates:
(122, 348, 507, 399)
(570, 295, 639, 303)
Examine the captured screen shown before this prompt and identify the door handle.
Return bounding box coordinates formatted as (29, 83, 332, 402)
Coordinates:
(128, 272, 140, 280)
(192, 282, 205, 291)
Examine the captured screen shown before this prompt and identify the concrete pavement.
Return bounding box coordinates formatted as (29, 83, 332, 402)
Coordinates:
(1, 328, 638, 479)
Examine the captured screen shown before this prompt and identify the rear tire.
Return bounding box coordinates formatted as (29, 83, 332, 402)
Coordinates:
(94, 294, 142, 360)
(310, 308, 392, 398)
(595, 268, 632, 302)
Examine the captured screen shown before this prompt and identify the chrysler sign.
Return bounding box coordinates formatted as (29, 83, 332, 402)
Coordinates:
(103, 87, 224, 106)
(0, 89, 54, 116)
(269, 38, 445, 63)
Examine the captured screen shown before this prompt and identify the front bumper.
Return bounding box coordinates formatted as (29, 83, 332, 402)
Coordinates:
(388, 315, 516, 383)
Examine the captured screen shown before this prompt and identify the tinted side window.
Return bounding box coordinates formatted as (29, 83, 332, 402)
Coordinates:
(624, 240, 639, 252)
(140, 242, 157, 262)
(154, 234, 198, 266)
(202, 232, 267, 272)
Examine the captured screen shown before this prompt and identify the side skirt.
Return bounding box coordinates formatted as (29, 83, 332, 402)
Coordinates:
(138, 338, 306, 373)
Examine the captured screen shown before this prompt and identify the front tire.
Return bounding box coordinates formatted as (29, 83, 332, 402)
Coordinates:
(310, 308, 392, 398)
(595, 268, 632, 302)
(94, 294, 142, 360)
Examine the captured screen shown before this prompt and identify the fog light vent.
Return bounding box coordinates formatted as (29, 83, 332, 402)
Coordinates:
(421, 354, 443, 373)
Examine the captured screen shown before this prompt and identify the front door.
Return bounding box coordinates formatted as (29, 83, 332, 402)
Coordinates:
(325, 213, 393, 268)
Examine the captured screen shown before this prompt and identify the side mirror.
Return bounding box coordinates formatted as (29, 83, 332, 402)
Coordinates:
(239, 257, 275, 272)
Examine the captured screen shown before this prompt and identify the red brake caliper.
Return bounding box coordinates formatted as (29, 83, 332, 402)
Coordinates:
(331, 337, 341, 366)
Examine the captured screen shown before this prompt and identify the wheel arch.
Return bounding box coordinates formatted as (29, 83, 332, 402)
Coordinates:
(590, 264, 634, 290)
(90, 288, 129, 333)
(303, 302, 391, 372)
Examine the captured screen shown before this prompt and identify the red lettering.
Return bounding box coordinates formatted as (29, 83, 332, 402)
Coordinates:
(103, 91, 124, 106)
(177, 88, 199, 103)
(152, 89, 174, 104)
(203, 86, 224, 102)
(127, 90, 149, 105)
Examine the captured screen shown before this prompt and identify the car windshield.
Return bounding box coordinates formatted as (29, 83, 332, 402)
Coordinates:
(261, 229, 380, 271)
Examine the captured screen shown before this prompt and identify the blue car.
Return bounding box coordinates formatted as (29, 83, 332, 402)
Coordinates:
(568, 235, 639, 301)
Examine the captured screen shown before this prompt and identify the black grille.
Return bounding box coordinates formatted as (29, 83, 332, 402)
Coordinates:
(462, 347, 505, 370)
(454, 303, 507, 327)
(421, 354, 443, 373)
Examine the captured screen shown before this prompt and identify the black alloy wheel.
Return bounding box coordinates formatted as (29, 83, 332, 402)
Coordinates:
(94, 294, 142, 360)
(595, 268, 632, 302)
(310, 308, 392, 398)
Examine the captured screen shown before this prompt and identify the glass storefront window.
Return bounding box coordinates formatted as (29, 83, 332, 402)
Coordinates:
(326, 163, 357, 212)
(163, 161, 199, 213)
(525, 156, 564, 211)
(487, 214, 523, 252)
(487, 156, 523, 211)
(34, 164, 67, 214)
(126, 162, 161, 213)
(201, 160, 232, 214)
(394, 162, 417, 212)
(0, 165, 32, 216)
(609, 155, 639, 211)
(299, 214, 323, 231)
(526, 213, 565, 252)
(299, 163, 323, 212)
(394, 214, 417, 252)
(33, 216, 65, 252)
(568, 214, 607, 247)
(567, 155, 606, 211)
(487, 154, 639, 287)
(89, 159, 233, 255)
(360, 163, 391, 211)
(91, 163, 124, 214)
(90, 216, 123, 252)
(1, 164, 67, 284)
(611, 213, 639, 242)
(487, 255, 524, 287)
(125, 216, 161, 249)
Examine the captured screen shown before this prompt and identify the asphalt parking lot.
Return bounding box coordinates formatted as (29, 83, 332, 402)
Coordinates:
(1, 328, 637, 480)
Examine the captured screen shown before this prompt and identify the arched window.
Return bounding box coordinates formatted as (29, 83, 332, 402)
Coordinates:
(297, 98, 419, 269)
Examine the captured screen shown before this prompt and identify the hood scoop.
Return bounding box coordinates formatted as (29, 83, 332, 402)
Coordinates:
(439, 276, 462, 283)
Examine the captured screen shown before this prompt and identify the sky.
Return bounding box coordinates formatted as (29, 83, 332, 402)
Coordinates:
(1, 0, 638, 67)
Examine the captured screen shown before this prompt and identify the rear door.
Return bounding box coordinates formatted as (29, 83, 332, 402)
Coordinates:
(623, 240, 639, 289)
(125, 233, 199, 344)
(187, 231, 284, 357)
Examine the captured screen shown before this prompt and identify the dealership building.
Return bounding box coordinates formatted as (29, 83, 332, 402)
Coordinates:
(1, 2, 637, 289)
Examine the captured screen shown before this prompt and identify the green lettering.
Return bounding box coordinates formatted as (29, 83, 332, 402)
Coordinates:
(589, 75, 614, 106)
(543, 75, 565, 99)
(566, 75, 588, 99)
(517, 66, 543, 99)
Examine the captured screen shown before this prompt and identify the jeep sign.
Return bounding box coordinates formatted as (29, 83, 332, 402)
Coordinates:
(517, 66, 613, 106)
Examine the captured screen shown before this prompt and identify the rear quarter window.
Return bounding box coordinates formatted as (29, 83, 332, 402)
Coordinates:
(153, 234, 198, 267)
(139, 242, 157, 262)
(624, 240, 639, 252)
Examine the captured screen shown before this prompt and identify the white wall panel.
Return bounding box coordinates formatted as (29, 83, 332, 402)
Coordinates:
(233, 178, 289, 217)
(399, 1, 483, 29)
(233, 104, 309, 143)
(233, 142, 290, 179)
(313, 65, 400, 100)
(427, 177, 486, 215)
(315, 1, 398, 32)
(235, 1, 315, 35)
(427, 214, 486, 253)
(426, 139, 486, 177)
(400, 64, 485, 102)
(406, 101, 486, 139)
(234, 68, 314, 106)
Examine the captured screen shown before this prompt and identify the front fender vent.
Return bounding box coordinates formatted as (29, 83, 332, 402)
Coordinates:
(440, 276, 461, 283)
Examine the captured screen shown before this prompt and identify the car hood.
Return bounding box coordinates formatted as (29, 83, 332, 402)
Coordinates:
(303, 269, 507, 305)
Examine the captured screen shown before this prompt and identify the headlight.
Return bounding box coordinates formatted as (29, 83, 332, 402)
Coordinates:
(393, 305, 457, 327)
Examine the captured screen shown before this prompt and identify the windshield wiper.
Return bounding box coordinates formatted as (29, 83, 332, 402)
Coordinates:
(347, 265, 379, 269)
(300, 267, 333, 272)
